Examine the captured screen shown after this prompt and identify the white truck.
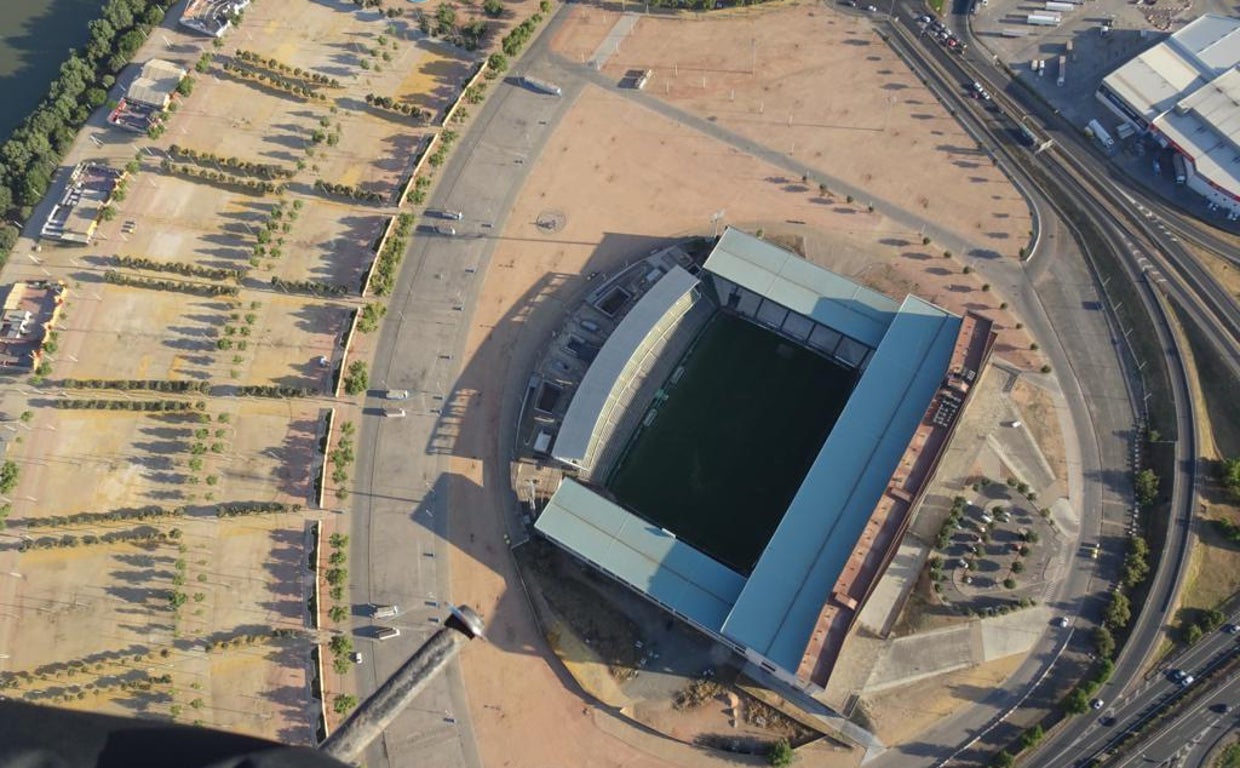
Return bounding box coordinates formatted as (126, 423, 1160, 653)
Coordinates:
(1027, 12, 1061, 25)
(385, 389, 409, 400)
(1087, 119, 1115, 150)
(1045, 2, 1074, 11)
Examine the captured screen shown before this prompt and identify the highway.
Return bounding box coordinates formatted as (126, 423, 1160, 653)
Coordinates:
(1039, 622, 1240, 767)
(869, 8, 1203, 766)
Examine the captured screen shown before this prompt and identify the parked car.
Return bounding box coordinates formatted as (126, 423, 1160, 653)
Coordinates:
(1090, 698, 1105, 710)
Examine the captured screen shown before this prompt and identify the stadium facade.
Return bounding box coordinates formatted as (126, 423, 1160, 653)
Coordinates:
(1097, 14, 1240, 217)
(535, 229, 994, 693)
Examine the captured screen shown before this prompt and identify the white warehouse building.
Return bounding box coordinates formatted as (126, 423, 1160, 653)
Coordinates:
(1096, 14, 1240, 217)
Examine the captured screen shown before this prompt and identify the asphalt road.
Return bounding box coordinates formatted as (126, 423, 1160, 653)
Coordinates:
(873, 11, 1202, 767)
(345, 16, 580, 768)
(1039, 623, 1240, 767)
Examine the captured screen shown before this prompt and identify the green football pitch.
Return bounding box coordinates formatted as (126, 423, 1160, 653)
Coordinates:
(607, 313, 858, 574)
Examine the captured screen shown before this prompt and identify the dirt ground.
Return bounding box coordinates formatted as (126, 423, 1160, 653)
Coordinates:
(1010, 378, 1067, 484)
(859, 652, 1025, 747)
(0, 0, 465, 743)
(552, 2, 1034, 253)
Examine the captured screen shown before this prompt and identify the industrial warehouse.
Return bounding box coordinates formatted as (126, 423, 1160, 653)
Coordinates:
(1096, 14, 1240, 217)
(532, 229, 995, 693)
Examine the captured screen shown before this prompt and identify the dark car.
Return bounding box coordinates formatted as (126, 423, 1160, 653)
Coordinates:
(1211, 703, 1232, 714)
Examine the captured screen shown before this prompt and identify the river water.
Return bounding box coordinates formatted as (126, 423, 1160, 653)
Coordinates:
(0, 0, 111, 141)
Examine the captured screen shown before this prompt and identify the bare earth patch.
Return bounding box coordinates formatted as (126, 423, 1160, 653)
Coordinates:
(575, 3, 1033, 250)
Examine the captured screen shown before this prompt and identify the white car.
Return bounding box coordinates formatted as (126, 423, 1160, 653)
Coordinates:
(1090, 698, 1104, 710)
(1052, 617, 1069, 628)
(351, 652, 363, 664)
(865, 4, 877, 10)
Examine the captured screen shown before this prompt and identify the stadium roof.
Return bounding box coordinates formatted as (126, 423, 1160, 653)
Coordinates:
(127, 59, 186, 108)
(535, 478, 747, 630)
(703, 228, 899, 349)
(720, 296, 960, 670)
(1100, 15, 1240, 200)
(553, 266, 699, 467)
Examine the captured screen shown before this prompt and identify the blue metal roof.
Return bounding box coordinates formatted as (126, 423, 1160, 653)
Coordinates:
(553, 266, 700, 466)
(720, 296, 960, 669)
(703, 228, 899, 348)
(535, 479, 746, 631)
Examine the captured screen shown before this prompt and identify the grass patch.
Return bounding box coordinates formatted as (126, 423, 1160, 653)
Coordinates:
(607, 314, 857, 573)
(1174, 301, 1240, 457)
(1216, 742, 1240, 768)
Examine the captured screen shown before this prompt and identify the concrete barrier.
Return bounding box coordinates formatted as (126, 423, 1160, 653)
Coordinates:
(315, 408, 335, 511)
(333, 307, 362, 399)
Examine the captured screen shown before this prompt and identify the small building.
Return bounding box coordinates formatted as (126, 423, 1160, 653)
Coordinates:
(179, 0, 252, 37)
(0, 281, 67, 372)
(126, 59, 187, 110)
(40, 163, 124, 245)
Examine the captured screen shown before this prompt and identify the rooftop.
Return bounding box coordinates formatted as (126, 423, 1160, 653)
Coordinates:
(535, 478, 747, 631)
(719, 296, 960, 671)
(1100, 15, 1240, 198)
(552, 265, 701, 468)
(127, 59, 186, 108)
(703, 228, 899, 349)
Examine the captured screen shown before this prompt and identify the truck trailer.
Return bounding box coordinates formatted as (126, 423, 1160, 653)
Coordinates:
(518, 76, 563, 96)
(1045, 2, 1074, 12)
(1027, 12, 1061, 25)
(1172, 153, 1188, 184)
(1057, 55, 1067, 86)
(1087, 119, 1115, 149)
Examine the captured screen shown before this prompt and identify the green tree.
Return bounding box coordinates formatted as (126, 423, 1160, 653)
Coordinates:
(328, 605, 348, 623)
(1063, 687, 1090, 714)
(1104, 591, 1131, 630)
(487, 52, 508, 73)
(768, 738, 794, 767)
(0, 461, 18, 493)
(483, 0, 504, 16)
(1221, 457, 1240, 501)
(1135, 468, 1159, 508)
(343, 360, 369, 396)
(1093, 626, 1115, 659)
(333, 694, 358, 714)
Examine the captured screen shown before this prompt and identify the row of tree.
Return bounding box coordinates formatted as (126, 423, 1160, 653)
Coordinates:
(363, 94, 429, 122)
(312, 179, 384, 204)
(18, 505, 185, 530)
(61, 377, 209, 392)
(234, 384, 315, 398)
(269, 276, 349, 298)
(114, 254, 245, 282)
(220, 61, 329, 102)
(167, 144, 293, 180)
(17, 526, 182, 552)
(232, 50, 341, 88)
(51, 399, 205, 412)
(104, 269, 241, 297)
(215, 502, 303, 518)
(0, 0, 181, 224)
(159, 159, 286, 195)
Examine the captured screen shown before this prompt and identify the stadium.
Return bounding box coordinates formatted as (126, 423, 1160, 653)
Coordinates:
(532, 228, 995, 693)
